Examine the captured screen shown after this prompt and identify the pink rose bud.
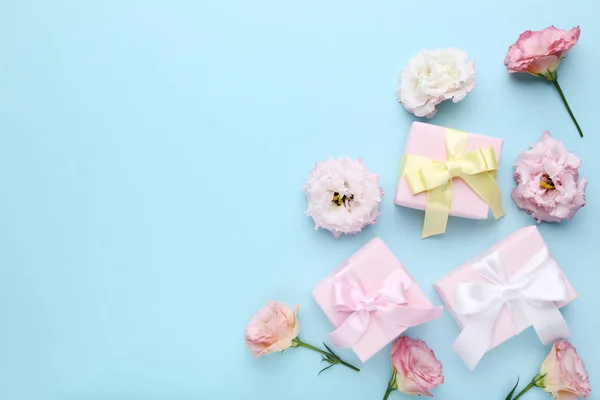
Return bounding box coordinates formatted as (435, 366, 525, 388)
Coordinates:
(384, 337, 444, 399)
(512, 131, 587, 222)
(504, 26, 580, 78)
(539, 340, 591, 399)
(244, 301, 300, 359)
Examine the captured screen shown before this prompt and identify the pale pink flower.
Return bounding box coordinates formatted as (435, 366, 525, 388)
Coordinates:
(505, 26, 580, 77)
(245, 301, 360, 374)
(245, 301, 299, 359)
(539, 340, 591, 399)
(305, 156, 382, 238)
(384, 337, 444, 399)
(512, 131, 587, 222)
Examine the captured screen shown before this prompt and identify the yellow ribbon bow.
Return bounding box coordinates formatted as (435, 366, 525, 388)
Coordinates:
(402, 128, 505, 238)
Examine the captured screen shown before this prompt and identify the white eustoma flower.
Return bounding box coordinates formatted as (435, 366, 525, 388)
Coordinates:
(397, 48, 476, 118)
(304, 156, 383, 238)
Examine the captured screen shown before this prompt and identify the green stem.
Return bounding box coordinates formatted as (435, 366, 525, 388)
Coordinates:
(293, 339, 360, 372)
(383, 370, 397, 400)
(512, 374, 545, 400)
(512, 381, 535, 400)
(551, 79, 583, 138)
(383, 387, 394, 400)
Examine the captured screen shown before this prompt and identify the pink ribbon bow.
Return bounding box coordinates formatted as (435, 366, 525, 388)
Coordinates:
(328, 269, 443, 348)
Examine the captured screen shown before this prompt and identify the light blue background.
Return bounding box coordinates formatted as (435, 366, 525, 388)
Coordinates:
(0, 1, 597, 399)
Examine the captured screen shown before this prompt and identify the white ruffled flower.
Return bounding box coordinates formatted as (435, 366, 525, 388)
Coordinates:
(397, 48, 476, 118)
(304, 156, 383, 238)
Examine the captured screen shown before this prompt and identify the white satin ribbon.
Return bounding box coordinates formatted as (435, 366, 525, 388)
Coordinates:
(454, 247, 570, 370)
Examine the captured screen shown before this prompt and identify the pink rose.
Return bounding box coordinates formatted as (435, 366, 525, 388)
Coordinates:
(245, 301, 300, 359)
(512, 131, 587, 222)
(384, 337, 443, 398)
(504, 26, 580, 77)
(539, 340, 591, 399)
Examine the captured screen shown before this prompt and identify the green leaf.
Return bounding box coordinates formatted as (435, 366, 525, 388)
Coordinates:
(505, 377, 520, 400)
(323, 343, 338, 358)
(318, 363, 335, 376)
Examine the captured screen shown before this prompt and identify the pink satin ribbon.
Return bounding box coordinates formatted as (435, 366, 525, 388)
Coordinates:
(328, 269, 443, 348)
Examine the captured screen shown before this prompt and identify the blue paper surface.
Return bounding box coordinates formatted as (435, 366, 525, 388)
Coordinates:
(0, 1, 597, 399)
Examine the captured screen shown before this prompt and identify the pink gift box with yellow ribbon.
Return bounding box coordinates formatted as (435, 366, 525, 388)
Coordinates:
(434, 226, 578, 370)
(312, 237, 443, 362)
(394, 122, 505, 237)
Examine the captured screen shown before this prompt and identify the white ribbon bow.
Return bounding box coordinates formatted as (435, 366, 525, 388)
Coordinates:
(454, 247, 570, 370)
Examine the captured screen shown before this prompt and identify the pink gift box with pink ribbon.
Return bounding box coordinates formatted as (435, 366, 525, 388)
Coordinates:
(394, 121, 503, 219)
(312, 237, 443, 362)
(434, 226, 578, 370)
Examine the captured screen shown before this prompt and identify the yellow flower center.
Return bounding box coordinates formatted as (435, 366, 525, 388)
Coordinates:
(332, 192, 354, 207)
(540, 174, 556, 190)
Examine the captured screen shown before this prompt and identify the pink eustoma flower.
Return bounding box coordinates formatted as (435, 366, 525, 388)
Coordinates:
(505, 26, 580, 77)
(505, 340, 591, 400)
(539, 340, 592, 399)
(245, 301, 300, 359)
(383, 337, 444, 399)
(505, 26, 584, 137)
(512, 131, 587, 223)
(245, 301, 359, 374)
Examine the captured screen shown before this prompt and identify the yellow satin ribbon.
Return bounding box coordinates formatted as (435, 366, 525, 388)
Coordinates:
(402, 128, 505, 238)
